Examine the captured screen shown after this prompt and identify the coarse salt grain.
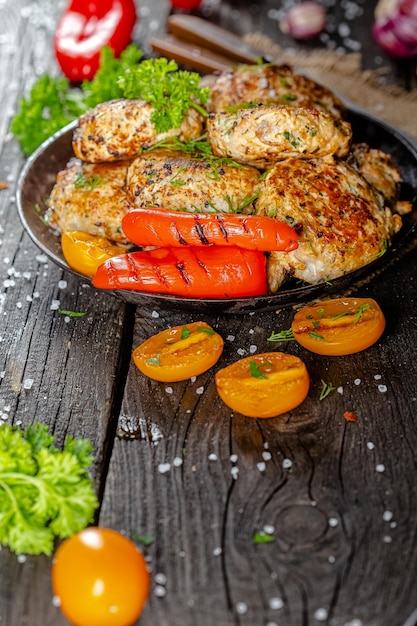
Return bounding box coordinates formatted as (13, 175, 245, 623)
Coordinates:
(230, 454, 238, 463)
(314, 607, 328, 621)
(263, 524, 274, 535)
(208, 453, 217, 461)
(367, 441, 375, 450)
(154, 572, 167, 585)
(257, 462, 266, 472)
(165, 387, 173, 394)
(383, 510, 393, 522)
(235, 602, 248, 615)
(378, 384, 387, 393)
(231, 466, 239, 479)
(269, 597, 284, 610)
(337, 386, 343, 394)
(154, 585, 166, 597)
(23, 379, 34, 390)
(226, 335, 235, 342)
(173, 457, 183, 467)
(196, 386, 204, 395)
(50, 300, 60, 310)
(213, 547, 222, 556)
(158, 463, 171, 474)
(376, 464, 385, 473)
(354, 378, 361, 385)
(383, 535, 392, 543)
(262, 451, 272, 461)
(374, 374, 382, 380)
(151, 310, 159, 318)
(249, 345, 257, 353)
(58, 280, 67, 289)
(328, 517, 338, 527)
(282, 458, 292, 469)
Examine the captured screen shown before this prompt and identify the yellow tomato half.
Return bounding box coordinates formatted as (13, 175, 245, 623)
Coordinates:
(61, 231, 125, 277)
(215, 352, 310, 418)
(51, 527, 150, 626)
(133, 321, 224, 382)
(291, 297, 386, 356)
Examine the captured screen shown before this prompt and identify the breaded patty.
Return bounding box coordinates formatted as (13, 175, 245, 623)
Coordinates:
(205, 63, 347, 119)
(207, 105, 352, 168)
(255, 157, 402, 289)
(72, 99, 204, 163)
(126, 147, 261, 213)
(47, 158, 131, 244)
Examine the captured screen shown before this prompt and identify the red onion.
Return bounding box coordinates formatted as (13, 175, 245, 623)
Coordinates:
(373, 0, 417, 57)
(280, 2, 326, 40)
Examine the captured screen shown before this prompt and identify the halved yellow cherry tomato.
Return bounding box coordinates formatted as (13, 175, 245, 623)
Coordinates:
(215, 352, 310, 418)
(291, 297, 386, 356)
(133, 321, 224, 382)
(51, 527, 150, 626)
(61, 231, 126, 277)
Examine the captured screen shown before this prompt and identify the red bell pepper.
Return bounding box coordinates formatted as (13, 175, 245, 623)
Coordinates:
(122, 207, 299, 252)
(92, 246, 268, 299)
(54, 0, 137, 82)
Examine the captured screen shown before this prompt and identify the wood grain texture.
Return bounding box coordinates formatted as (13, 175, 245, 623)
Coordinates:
(1, 0, 417, 625)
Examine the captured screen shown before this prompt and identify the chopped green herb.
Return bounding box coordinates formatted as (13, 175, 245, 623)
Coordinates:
(252, 531, 275, 544)
(181, 326, 191, 340)
(319, 379, 336, 400)
(131, 531, 155, 547)
(146, 353, 161, 366)
(0, 422, 98, 555)
(308, 331, 328, 342)
(74, 172, 106, 192)
(249, 359, 269, 379)
(58, 309, 87, 318)
(267, 329, 295, 342)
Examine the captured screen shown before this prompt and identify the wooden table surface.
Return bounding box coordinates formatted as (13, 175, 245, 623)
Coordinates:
(1, 1, 417, 625)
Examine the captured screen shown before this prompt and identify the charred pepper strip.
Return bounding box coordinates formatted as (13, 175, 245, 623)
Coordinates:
(122, 207, 299, 252)
(92, 246, 268, 298)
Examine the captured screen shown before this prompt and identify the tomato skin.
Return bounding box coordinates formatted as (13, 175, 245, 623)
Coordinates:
(133, 321, 224, 382)
(92, 246, 268, 298)
(51, 527, 150, 626)
(291, 297, 386, 356)
(54, 0, 137, 82)
(121, 207, 299, 252)
(215, 352, 310, 418)
(62, 231, 126, 277)
(169, 0, 203, 9)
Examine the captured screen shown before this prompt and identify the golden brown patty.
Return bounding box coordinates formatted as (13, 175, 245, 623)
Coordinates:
(207, 105, 352, 168)
(72, 99, 205, 163)
(255, 157, 402, 289)
(47, 158, 131, 244)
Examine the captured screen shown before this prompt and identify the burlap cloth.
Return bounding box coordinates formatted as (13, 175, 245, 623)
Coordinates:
(244, 32, 417, 142)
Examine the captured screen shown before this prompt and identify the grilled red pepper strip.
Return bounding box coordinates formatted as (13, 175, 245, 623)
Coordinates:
(54, 0, 137, 82)
(122, 207, 299, 252)
(92, 246, 268, 298)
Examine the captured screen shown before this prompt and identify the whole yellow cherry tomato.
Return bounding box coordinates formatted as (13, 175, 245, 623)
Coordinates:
(291, 297, 385, 356)
(51, 527, 150, 626)
(215, 352, 310, 418)
(61, 231, 126, 277)
(133, 321, 224, 382)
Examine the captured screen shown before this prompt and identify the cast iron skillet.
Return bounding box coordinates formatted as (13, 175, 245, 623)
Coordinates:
(16, 108, 417, 315)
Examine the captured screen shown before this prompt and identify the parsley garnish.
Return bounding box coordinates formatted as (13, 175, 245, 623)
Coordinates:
(58, 309, 87, 317)
(319, 380, 336, 400)
(74, 173, 106, 192)
(267, 329, 295, 342)
(0, 422, 98, 555)
(249, 359, 269, 379)
(252, 531, 275, 544)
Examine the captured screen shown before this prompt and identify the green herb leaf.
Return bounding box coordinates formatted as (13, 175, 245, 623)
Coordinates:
(249, 360, 269, 379)
(267, 329, 295, 342)
(58, 309, 87, 318)
(131, 531, 155, 547)
(319, 379, 336, 401)
(0, 422, 98, 555)
(252, 531, 275, 544)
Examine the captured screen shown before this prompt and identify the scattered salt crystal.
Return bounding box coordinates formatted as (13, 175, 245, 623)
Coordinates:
(226, 335, 235, 342)
(374, 374, 382, 380)
(190, 376, 196, 383)
(266, 622, 278, 626)
(354, 378, 361, 385)
(383, 535, 392, 543)
(262, 451, 272, 461)
(158, 463, 171, 474)
(367, 441, 375, 450)
(235, 602, 248, 615)
(213, 547, 222, 556)
(17, 554, 27, 563)
(23, 379, 34, 390)
(154, 572, 167, 585)
(50, 300, 60, 310)
(22, 271, 31, 280)
(376, 464, 385, 473)
(378, 384, 387, 393)
(58, 280, 67, 289)
(269, 597, 284, 610)
(173, 457, 183, 467)
(154, 585, 166, 597)
(231, 466, 239, 479)
(35, 254, 48, 264)
(328, 517, 338, 527)
(16, 302, 22, 309)
(257, 462, 266, 472)
(328, 555, 336, 563)
(165, 387, 173, 394)
(337, 386, 343, 394)
(237, 348, 246, 356)
(383, 510, 393, 522)
(249, 345, 257, 353)
(263, 524, 274, 535)
(52, 595, 61, 607)
(264, 441, 269, 449)
(314, 607, 328, 621)
(26, 295, 32, 302)
(208, 453, 217, 461)
(151, 310, 159, 318)
(196, 386, 204, 395)
(230, 454, 238, 463)
(282, 458, 292, 469)
(390, 521, 397, 529)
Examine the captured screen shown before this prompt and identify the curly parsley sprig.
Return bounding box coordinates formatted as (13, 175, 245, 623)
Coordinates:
(0, 422, 98, 555)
